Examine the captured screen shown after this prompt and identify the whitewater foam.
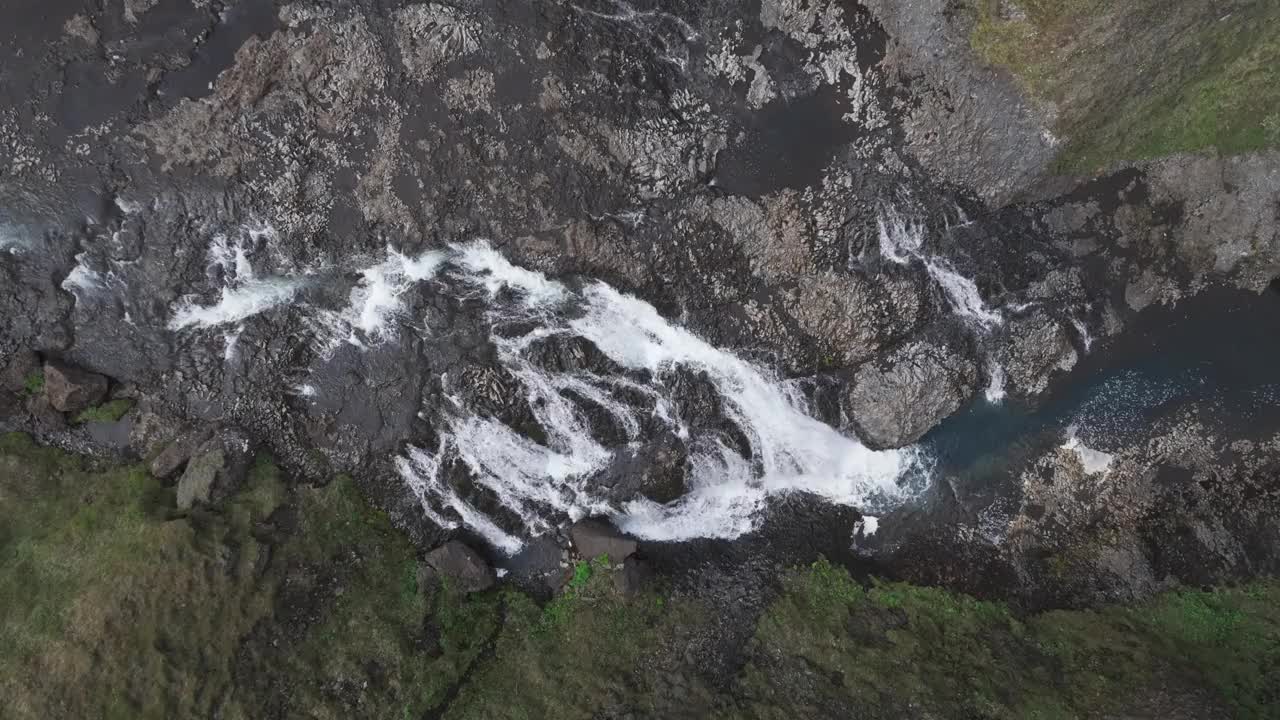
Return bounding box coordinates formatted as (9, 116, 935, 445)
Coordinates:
(396, 241, 925, 553)
(61, 252, 107, 298)
(170, 278, 305, 330)
(878, 207, 1002, 329)
(1071, 317, 1095, 353)
(312, 247, 448, 353)
(1062, 433, 1113, 476)
(985, 363, 1007, 404)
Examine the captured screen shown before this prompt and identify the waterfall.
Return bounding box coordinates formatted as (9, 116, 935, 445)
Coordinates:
(877, 207, 1003, 329)
(165, 236, 929, 552)
(392, 241, 925, 552)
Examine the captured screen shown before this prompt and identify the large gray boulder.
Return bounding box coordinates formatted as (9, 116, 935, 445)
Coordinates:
(175, 428, 253, 509)
(42, 360, 108, 414)
(996, 313, 1077, 398)
(424, 541, 496, 594)
(571, 518, 638, 561)
(150, 426, 217, 479)
(843, 340, 978, 449)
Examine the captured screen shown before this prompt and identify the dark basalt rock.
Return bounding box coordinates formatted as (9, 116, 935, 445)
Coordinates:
(0, 350, 39, 394)
(176, 428, 253, 509)
(424, 540, 496, 594)
(593, 432, 688, 505)
(42, 360, 108, 414)
(150, 426, 217, 480)
(613, 555, 651, 597)
(842, 338, 978, 449)
(571, 518, 638, 561)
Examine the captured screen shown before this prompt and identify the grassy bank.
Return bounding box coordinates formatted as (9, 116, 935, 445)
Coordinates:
(970, 0, 1280, 172)
(1, 433, 1277, 718)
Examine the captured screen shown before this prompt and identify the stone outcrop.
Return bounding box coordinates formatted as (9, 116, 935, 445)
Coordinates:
(42, 360, 108, 414)
(842, 339, 978, 449)
(571, 518, 638, 561)
(175, 428, 253, 509)
(424, 540, 496, 594)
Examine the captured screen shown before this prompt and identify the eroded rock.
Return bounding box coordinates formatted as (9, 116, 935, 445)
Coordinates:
(843, 339, 978, 449)
(424, 540, 495, 594)
(571, 518, 638, 561)
(176, 428, 253, 509)
(42, 360, 108, 414)
(0, 350, 39, 394)
(150, 426, 217, 479)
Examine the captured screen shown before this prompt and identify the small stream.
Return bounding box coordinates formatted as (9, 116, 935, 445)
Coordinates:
(923, 284, 1280, 480)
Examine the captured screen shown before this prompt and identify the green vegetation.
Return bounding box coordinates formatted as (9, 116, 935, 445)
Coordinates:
(971, 0, 1280, 171)
(732, 558, 1280, 719)
(73, 399, 135, 424)
(2, 434, 1278, 719)
(21, 370, 43, 396)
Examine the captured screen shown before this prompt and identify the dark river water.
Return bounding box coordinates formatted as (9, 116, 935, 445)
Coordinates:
(924, 283, 1280, 477)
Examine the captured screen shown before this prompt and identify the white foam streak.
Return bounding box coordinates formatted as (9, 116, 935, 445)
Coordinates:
(985, 363, 1007, 404)
(1062, 434, 1113, 476)
(1071, 317, 1094, 353)
(399, 242, 923, 550)
(926, 259, 1004, 328)
(453, 241, 567, 308)
(344, 248, 446, 341)
(169, 278, 304, 329)
(61, 253, 106, 296)
(878, 207, 1002, 329)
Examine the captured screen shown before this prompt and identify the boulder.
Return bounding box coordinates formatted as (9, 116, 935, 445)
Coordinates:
(150, 426, 217, 479)
(1, 350, 39, 393)
(571, 518, 638, 561)
(424, 540, 496, 594)
(613, 555, 650, 597)
(996, 312, 1078, 398)
(42, 360, 108, 414)
(842, 339, 978, 449)
(175, 428, 253, 509)
(594, 432, 688, 505)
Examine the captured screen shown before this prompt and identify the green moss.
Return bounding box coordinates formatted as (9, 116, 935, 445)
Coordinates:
(0, 435, 282, 719)
(730, 558, 1280, 719)
(971, 0, 1280, 171)
(72, 399, 135, 424)
(235, 474, 504, 719)
(3, 438, 1277, 720)
(21, 370, 43, 396)
(446, 558, 710, 720)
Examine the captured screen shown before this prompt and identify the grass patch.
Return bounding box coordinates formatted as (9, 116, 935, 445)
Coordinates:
(3, 437, 1277, 719)
(729, 558, 1280, 719)
(21, 370, 43, 397)
(73, 399, 135, 424)
(970, 0, 1280, 171)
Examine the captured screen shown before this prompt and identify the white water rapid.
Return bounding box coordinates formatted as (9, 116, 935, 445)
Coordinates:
(877, 206, 1003, 329)
(389, 242, 926, 553)
(165, 237, 929, 554)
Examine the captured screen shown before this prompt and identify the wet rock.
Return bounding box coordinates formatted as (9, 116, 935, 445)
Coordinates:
(525, 335, 620, 375)
(176, 429, 253, 509)
(864, 0, 1056, 203)
(613, 555, 651, 598)
(0, 350, 39, 393)
(506, 535, 564, 594)
(843, 339, 978, 449)
(42, 360, 108, 414)
(85, 415, 135, 450)
(424, 540, 495, 594)
(997, 313, 1077, 398)
(150, 426, 216, 479)
(571, 518, 638, 561)
(594, 433, 688, 505)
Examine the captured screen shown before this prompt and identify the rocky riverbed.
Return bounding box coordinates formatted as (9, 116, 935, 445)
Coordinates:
(2, 0, 1279, 663)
